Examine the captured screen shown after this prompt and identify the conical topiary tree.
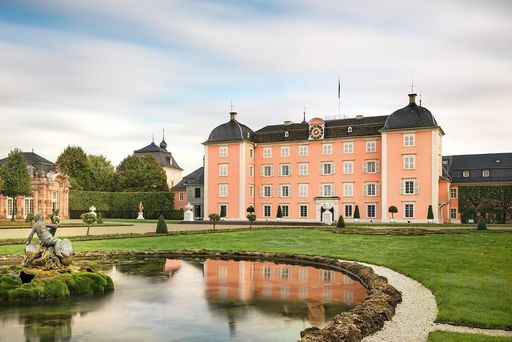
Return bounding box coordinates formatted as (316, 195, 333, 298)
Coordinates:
(156, 215, 168, 234)
(276, 206, 283, 219)
(354, 205, 360, 222)
(427, 205, 434, 223)
(337, 215, 345, 229)
(477, 217, 487, 230)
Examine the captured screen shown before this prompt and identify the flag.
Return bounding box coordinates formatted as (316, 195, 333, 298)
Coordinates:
(338, 78, 341, 99)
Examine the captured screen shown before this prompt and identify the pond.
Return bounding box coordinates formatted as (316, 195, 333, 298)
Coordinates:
(0, 257, 368, 341)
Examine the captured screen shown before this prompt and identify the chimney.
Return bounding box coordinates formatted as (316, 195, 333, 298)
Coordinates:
(408, 93, 417, 105)
(230, 112, 237, 121)
(283, 120, 293, 125)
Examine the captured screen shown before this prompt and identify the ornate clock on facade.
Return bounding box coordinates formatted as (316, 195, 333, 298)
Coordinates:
(309, 125, 324, 139)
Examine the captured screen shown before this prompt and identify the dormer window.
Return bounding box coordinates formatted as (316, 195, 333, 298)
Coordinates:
(482, 169, 490, 177)
(348, 126, 353, 133)
(462, 170, 469, 178)
(284, 131, 289, 138)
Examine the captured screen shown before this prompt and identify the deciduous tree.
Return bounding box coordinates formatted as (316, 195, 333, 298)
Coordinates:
(0, 149, 32, 221)
(56, 146, 92, 190)
(88, 154, 117, 192)
(116, 155, 168, 192)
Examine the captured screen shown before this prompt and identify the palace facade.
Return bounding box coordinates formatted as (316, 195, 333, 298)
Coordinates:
(201, 93, 512, 223)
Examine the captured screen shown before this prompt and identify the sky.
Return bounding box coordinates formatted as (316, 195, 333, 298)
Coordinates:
(0, 0, 511, 175)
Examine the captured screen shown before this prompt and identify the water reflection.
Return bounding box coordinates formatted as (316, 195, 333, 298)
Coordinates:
(1, 258, 367, 342)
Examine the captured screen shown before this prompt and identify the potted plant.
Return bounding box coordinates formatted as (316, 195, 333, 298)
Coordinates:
(276, 206, 283, 221)
(427, 205, 434, 224)
(337, 215, 345, 229)
(353, 205, 360, 223)
(388, 206, 398, 223)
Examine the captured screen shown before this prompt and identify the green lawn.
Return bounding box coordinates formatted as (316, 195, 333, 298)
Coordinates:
(428, 331, 512, 342)
(1, 228, 511, 330)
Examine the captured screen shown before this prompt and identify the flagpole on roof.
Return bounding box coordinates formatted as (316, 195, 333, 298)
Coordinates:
(337, 77, 341, 118)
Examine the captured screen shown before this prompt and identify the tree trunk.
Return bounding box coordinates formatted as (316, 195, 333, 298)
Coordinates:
(87, 226, 90, 236)
(11, 197, 16, 221)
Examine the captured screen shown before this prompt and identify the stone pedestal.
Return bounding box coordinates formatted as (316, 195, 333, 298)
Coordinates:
(183, 202, 194, 222)
(322, 211, 333, 225)
(136, 211, 144, 220)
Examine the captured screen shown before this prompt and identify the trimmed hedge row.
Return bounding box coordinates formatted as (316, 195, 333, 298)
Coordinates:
(69, 191, 182, 220)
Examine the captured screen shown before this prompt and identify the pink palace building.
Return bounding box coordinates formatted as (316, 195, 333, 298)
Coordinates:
(201, 93, 508, 223)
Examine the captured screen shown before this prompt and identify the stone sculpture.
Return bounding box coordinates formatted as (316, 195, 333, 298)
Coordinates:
(137, 201, 144, 220)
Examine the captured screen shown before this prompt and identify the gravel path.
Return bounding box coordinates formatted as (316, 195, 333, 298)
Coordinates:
(351, 261, 512, 341)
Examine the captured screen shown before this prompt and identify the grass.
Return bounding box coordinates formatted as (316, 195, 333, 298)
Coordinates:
(1, 228, 511, 330)
(428, 331, 512, 342)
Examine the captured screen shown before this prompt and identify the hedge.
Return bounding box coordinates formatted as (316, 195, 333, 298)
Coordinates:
(69, 191, 182, 220)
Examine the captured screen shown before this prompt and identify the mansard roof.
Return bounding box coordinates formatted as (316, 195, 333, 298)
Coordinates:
(172, 167, 204, 190)
(133, 142, 183, 171)
(0, 151, 54, 173)
(205, 113, 255, 144)
(382, 94, 439, 131)
(443, 153, 512, 184)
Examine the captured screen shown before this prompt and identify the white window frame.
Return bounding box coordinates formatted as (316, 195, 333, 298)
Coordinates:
(450, 188, 458, 199)
(400, 179, 419, 195)
(218, 184, 228, 197)
(263, 205, 272, 218)
(6, 197, 14, 217)
(279, 164, 291, 176)
(462, 170, 469, 177)
(178, 192, 184, 201)
(280, 146, 290, 158)
(262, 165, 273, 177)
(249, 147, 254, 158)
(299, 204, 308, 218)
(322, 143, 332, 155)
(249, 185, 254, 197)
(262, 185, 272, 198)
(299, 145, 308, 156)
(321, 162, 334, 175)
(450, 208, 457, 219)
(280, 204, 289, 218)
(299, 183, 308, 197)
(321, 183, 334, 197)
(219, 146, 228, 157)
(263, 147, 272, 158)
(366, 140, 377, 153)
(24, 197, 34, 219)
(280, 184, 291, 197)
(482, 169, 490, 177)
(403, 133, 415, 147)
(404, 203, 415, 219)
(366, 203, 376, 218)
(343, 161, 353, 174)
(343, 142, 354, 154)
(219, 164, 228, 176)
(343, 183, 353, 197)
(363, 160, 379, 173)
(364, 182, 379, 197)
(298, 163, 309, 176)
(249, 165, 254, 177)
(344, 204, 353, 218)
(403, 154, 416, 170)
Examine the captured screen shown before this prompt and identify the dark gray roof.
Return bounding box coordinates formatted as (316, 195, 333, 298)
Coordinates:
(255, 115, 388, 143)
(0, 152, 54, 174)
(205, 114, 255, 144)
(172, 167, 204, 190)
(443, 153, 512, 184)
(133, 142, 183, 171)
(382, 94, 439, 131)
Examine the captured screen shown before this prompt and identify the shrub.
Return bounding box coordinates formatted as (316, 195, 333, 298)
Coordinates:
(25, 212, 35, 223)
(276, 206, 283, 218)
(96, 212, 104, 224)
(337, 215, 345, 228)
(427, 205, 434, 221)
(247, 214, 256, 228)
(247, 206, 255, 214)
(81, 213, 97, 236)
(155, 215, 168, 234)
(388, 206, 398, 219)
(477, 217, 487, 230)
(354, 205, 360, 219)
(208, 213, 220, 230)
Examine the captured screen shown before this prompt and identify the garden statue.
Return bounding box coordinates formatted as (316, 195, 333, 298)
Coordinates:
(183, 202, 194, 221)
(24, 212, 73, 269)
(137, 201, 144, 220)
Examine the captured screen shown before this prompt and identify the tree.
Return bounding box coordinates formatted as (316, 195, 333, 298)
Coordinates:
(276, 206, 283, 219)
(155, 215, 168, 234)
(209, 213, 220, 230)
(477, 217, 487, 230)
(247, 205, 255, 214)
(88, 155, 117, 192)
(56, 146, 92, 190)
(0, 149, 32, 221)
(337, 215, 345, 228)
(247, 214, 256, 228)
(116, 155, 168, 192)
(388, 206, 398, 220)
(427, 205, 434, 222)
(81, 212, 97, 236)
(354, 205, 360, 220)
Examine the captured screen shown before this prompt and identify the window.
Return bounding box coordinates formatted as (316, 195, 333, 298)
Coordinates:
(404, 203, 414, 218)
(322, 270, 333, 283)
(403, 133, 415, 147)
(279, 164, 291, 176)
(462, 170, 469, 177)
(364, 183, 378, 196)
(403, 155, 416, 169)
(249, 165, 254, 177)
(367, 204, 376, 218)
(281, 267, 290, 280)
(450, 188, 458, 199)
(262, 185, 272, 197)
(364, 160, 378, 173)
(322, 144, 332, 155)
(280, 185, 290, 197)
(366, 141, 377, 153)
(6, 197, 13, 217)
(482, 169, 490, 177)
(219, 204, 227, 217)
(249, 147, 254, 158)
(343, 161, 353, 174)
(263, 205, 271, 217)
(299, 184, 308, 197)
(321, 162, 334, 175)
(299, 205, 308, 218)
(51, 191, 58, 212)
(24, 198, 34, 218)
(299, 145, 308, 156)
(249, 185, 254, 197)
(299, 269, 308, 282)
(344, 142, 353, 154)
(178, 192, 184, 201)
(284, 131, 289, 138)
(321, 183, 333, 197)
(262, 165, 273, 177)
(219, 146, 228, 157)
(298, 163, 309, 176)
(343, 183, 353, 197)
(281, 146, 290, 157)
(263, 147, 272, 158)
(219, 164, 228, 176)
(194, 188, 201, 198)
(400, 180, 419, 195)
(450, 208, 457, 219)
(263, 266, 272, 280)
(219, 184, 228, 197)
(344, 204, 353, 218)
(280, 205, 289, 217)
